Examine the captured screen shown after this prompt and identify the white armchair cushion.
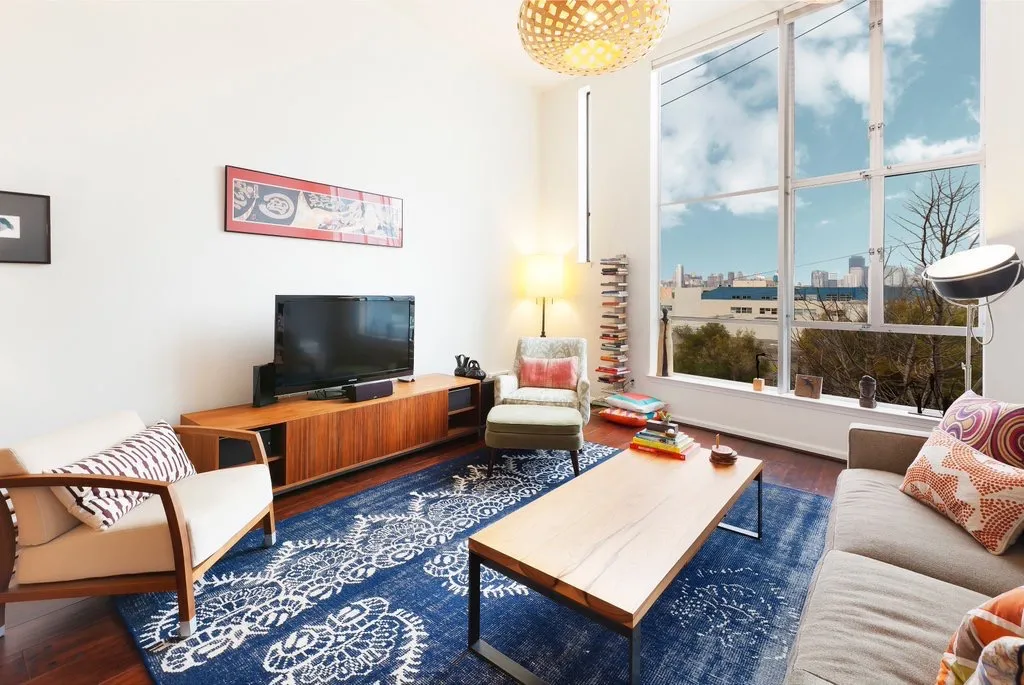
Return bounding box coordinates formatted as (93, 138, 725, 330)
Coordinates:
(503, 388, 579, 409)
(16, 463, 272, 584)
(0, 410, 146, 546)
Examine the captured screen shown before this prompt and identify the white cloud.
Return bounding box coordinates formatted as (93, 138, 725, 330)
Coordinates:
(659, 0, 959, 217)
(887, 135, 979, 164)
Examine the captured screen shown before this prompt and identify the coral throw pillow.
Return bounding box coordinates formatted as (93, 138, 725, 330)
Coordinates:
(599, 407, 652, 427)
(937, 587, 1024, 685)
(941, 391, 1024, 469)
(519, 356, 579, 391)
(901, 428, 1024, 554)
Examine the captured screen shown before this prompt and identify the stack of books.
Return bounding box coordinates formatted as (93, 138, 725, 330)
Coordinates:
(631, 420, 699, 459)
(597, 255, 630, 389)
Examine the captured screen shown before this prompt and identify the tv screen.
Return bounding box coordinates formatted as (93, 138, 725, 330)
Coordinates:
(273, 295, 414, 394)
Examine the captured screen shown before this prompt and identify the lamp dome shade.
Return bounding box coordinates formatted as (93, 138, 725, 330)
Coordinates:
(923, 244, 1024, 301)
(524, 254, 564, 298)
(518, 0, 671, 76)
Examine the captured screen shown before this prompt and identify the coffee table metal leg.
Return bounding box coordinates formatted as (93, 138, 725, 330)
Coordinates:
(468, 551, 480, 647)
(716, 471, 763, 540)
(629, 624, 641, 684)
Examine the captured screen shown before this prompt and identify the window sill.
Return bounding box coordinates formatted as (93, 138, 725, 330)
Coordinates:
(645, 373, 942, 426)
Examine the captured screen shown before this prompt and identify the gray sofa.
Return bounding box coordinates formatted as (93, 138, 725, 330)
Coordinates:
(785, 423, 1024, 684)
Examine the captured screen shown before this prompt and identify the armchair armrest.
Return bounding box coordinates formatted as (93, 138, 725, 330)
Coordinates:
(494, 374, 518, 406)
(172, 425, 269, 467)
(848, 423, 932, 474)
(0, 472, 193, 588)
(576, 375, 591, 425)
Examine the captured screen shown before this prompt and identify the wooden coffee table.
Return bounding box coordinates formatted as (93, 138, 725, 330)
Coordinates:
(467, 446, 763, 684)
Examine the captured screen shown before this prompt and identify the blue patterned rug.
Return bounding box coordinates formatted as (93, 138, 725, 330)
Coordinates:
(116, 442, 830, 684)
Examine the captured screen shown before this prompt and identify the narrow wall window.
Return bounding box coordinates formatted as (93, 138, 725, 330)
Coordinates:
(577, 86, 591, 264)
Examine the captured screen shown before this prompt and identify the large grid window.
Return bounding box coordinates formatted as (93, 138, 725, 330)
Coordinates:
(657, 0, 982, 412)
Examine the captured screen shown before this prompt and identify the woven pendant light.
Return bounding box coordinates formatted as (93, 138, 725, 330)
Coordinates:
(518, 0, 671, 76)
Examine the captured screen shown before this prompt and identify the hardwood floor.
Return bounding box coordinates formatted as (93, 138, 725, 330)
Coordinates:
(0, 422, 842, 684)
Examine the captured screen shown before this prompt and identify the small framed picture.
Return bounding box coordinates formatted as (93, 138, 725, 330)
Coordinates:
(0, 191, 51, 264)
(794, 374, 824, 400)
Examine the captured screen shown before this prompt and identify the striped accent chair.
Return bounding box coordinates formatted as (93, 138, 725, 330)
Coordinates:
(0, 411, 276, 638)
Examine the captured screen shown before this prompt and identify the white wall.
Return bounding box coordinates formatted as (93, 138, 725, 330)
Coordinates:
(981, 0, 1024, 403)
(538, 0, 1023, 459)
(0, 1, 540, 444)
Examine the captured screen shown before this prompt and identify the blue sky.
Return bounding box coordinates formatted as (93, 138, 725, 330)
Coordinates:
(659, 0, 980, 285)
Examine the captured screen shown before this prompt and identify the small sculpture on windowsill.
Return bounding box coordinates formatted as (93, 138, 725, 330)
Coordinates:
(859, 375, 877, 409)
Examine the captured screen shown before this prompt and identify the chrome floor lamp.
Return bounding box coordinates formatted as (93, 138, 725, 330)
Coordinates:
(922, 244, 1024, 392)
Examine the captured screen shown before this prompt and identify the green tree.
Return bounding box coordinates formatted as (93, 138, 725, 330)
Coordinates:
(673, 323, 775, 383)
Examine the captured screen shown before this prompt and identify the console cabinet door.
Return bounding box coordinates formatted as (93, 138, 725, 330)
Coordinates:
(379, 391, 448, 456)
(285, 405, 384, 484)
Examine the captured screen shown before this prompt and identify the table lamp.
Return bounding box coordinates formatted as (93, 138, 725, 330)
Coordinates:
(524, 254, 564, 337)
(922, 243, 1024, 392)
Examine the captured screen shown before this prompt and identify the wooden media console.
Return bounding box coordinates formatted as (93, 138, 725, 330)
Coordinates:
(179, 374, 481, 494)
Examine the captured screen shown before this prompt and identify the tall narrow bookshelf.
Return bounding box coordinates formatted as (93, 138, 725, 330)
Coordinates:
(597, 255, 630, 395)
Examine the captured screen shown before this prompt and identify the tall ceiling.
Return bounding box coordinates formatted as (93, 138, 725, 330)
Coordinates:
(399, 1, 760, 88)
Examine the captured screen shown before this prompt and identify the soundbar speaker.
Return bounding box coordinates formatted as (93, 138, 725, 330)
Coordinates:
(252, 363, 278, 407)
(346, 379, 394, 402)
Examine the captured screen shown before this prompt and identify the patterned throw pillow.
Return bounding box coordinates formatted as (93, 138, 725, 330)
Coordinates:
(605, 392, 666, 413)
(518, 356, 580, 390)
(901, 428, 1024, 554)
(967, 637, 1024, 684)
(48, 421, 196, 530)
(941, 391, 1024, 469)
(937, 587, 1024, 685)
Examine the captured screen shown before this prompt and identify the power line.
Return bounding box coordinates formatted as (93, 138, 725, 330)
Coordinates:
(660, 34, 761, 87)
(660, 0, 868, 109)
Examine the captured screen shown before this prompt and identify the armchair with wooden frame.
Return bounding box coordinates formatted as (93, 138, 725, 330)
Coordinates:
(0, 411, 276, 638)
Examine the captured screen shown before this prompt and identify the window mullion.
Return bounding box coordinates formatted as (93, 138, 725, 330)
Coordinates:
(777, 14, 795, 394)
(867, 0, 885, 328)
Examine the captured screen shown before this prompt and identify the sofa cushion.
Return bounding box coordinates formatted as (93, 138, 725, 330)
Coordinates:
(829, 469, 1024, 596)
(940, 391, 1024, 468)
(900, 428, 1024, 554)
(0, 411, 146, 546)
(16, 463, 272, 584)
(502, 387, 579, 410)
(785, 550, 989, 685)
(48, 421, 196, 530)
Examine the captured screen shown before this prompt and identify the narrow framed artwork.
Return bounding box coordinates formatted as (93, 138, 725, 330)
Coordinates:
(225, 166, 403, 248)
(0, 191, 51, 264)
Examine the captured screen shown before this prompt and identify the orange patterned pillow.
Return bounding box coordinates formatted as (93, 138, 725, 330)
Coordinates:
(936, 587, 1024, 685)
(901, 428, 1024, 554)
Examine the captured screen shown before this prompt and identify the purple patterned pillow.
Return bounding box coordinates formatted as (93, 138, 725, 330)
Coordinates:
(940, 391, 1024, 469)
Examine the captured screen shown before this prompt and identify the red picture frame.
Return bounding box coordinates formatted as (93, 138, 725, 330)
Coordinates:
(224, 166, 403, 248)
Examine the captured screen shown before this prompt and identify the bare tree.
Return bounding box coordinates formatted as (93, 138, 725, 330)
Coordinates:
(793, 169, 980, 411)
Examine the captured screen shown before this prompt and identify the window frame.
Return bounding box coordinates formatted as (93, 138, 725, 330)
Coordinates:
(653, 0, 984, 397)
(578, 85, 592, 264)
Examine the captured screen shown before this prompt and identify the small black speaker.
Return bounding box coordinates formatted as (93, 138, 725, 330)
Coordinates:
(346, 379, 394, 402)
(252, 363, 278, 407)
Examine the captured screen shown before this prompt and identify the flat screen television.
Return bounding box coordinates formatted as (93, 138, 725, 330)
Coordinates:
(273, 295, 414, 394)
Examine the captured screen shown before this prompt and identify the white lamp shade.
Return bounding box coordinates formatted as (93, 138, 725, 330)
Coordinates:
(524, 254, 564, 298)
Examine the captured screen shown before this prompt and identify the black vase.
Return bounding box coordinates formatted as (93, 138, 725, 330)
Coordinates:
(454, 354, 470, 377)
(465, 360, 486, 381)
